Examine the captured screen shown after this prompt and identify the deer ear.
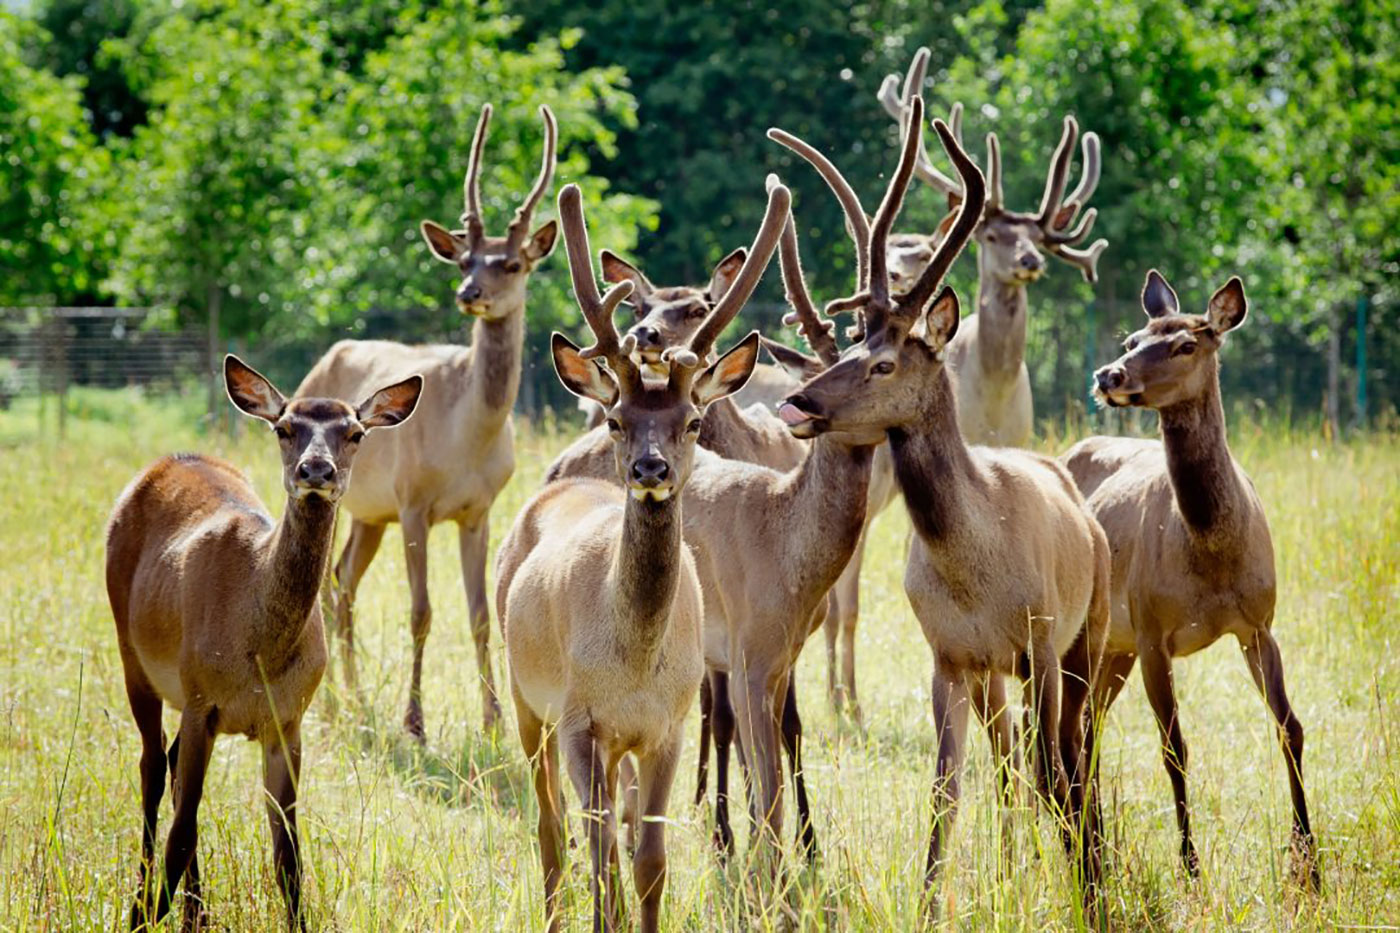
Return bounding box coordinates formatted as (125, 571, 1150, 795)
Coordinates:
(421, 221, 466, 263)
(600, 249, 652, 306)
(1206, 276, 1247, 334)
(522, 219, 558, 264)
(357, 375, 423, 430)
(706, 247, 748, 301)
(693, 331, 760, 407)
(551, 332, 618, 407)
(934, 211, 959, 241)
(921, 286, 961, 354)
(1142, 269, 1180, 319)
(225, 356, 286, 423)
(759, 336, 823, 382)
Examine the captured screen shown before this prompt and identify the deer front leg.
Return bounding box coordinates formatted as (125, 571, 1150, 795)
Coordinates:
(732, 664, 784, 873)
(968, 672, 1016, 871)
(516, 687, 566, 933)
(401, 509, 432, 740)
(330, 519, 384, 695)
(1241, 628, 1319, 890)
(458, 518, 502, 731)
(1059, 622, 1103, 906)
(125, 684, 165, 930)
(708, 670, 737, 854)
(924, 665, 970, 913)
(821, 591, 841, 713)
(1138, 638, 1198, 875)
(779, 677, 817, 860)
(262, 722, 306, 931)
(834, 529, 867, 726)
(147, 710, 215, 930)
(633, 734, 682, 933)
(566, 728, 622, 933)
(166, 736, 208, 933)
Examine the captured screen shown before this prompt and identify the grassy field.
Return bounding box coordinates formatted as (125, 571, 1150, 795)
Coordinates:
(1, 387, 1397, 931)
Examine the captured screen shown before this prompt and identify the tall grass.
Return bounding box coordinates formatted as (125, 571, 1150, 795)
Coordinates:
(0, 391, 1395, 930)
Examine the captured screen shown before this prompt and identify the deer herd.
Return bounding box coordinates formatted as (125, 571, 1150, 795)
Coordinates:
(103, 47, 1319, 933)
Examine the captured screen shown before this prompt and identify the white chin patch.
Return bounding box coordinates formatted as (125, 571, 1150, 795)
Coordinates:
(629, 486, 671, 502)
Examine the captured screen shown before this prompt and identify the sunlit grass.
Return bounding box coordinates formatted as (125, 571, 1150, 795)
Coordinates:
(0, 391, 1395, 930)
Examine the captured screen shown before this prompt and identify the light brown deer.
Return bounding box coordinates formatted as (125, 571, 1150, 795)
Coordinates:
(1063, 270, 1319, 887)
(295, 103, 557, 737)
(773, 95, 1109, 915)
(108, 357, 421, 932)
(879, 47, 1108, 447)
(496, 180, 786, 933)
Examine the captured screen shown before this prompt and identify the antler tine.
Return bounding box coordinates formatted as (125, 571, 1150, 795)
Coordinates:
(869, 95, 925, 314)
(767, 128, 870, 288)
(556, 184, 639, 382)
(900, 118, 987, 313)
(877, 51, 964, 199)
(505, 105, 558, 255)
(1047, 237, 1109, 283)
(1046, 206, 1098, 245)
(1035, 115, 1079, 229)
(768, 174, 840, 367)
(986, 132, 1004, 211)
(681, 181, 791, 365)
(1056, 130, 1101, 230)
(461, 103, 492, 244)
(899, 46, 931, 108)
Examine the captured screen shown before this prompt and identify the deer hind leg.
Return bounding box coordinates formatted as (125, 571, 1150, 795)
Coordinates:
(150, 709, 215, 931)
(732, 664, 784, 872)
(633, 734, 682, 933)
(126, 681, 166, 931)
(165, 736, 209, 933)
(924, 665, 971, 914)
(458, 518, 502, 731)
(566, 729, 622, 933)
(617, 755, 639, 856)
(516, 688, 566, 933)
(694, 675, 712, 808)
(330, 520, 384, 694)
(401, 510, 432, 740)
(1138, 639, 1199, 875)
(262, 722, 306, 931)
(969, 673, 1016, 871)
(780, 677, 817, 860)
(1085, 652, 1136, 880)
(1241, 628, 1319, 890)
(1059, 621, 1105, 904)
(708, 670, 737, 854)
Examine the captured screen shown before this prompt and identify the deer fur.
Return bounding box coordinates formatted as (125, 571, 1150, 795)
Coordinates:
(1063, 270, 1318, 887)
(108, 357, 421, 932)
(496, 181, 787, 933)
(773, 95, 1109, 915)
(295, 103, 558, 738)
(879, 48, 1109, 447)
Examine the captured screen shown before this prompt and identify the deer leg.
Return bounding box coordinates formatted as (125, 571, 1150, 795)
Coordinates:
(617, 755, 639, 856)
(779, 676, 817, 860)
(330, 519, 384, 693)
(1027, 642, 1070, 818)
(732, 664, 784, 869)
(165, 736, 208, 933)
(1085, 652, 1136, 880)
(835, 529, 867, 726)
(1138, 639, 1198, 875)
(709, 670, 736, 854)
(401, 509, 432, 741)
(1241, 629, 1319, 889)
(150, 710, 215, 929)
(1059, 622, 1102, 903)
(694, 675, 712, 808)
(633, 734, 681, 933)
(968, 673, 1016, 871)
(126, 682, 165, 931)
(565, 728, 621, 933)
(821, 591, 841, 714)
(924, 666, 971, 912)
(458, 518, 502, 731)
(515, 685, 565, 933)
(262, 722, 306, 931)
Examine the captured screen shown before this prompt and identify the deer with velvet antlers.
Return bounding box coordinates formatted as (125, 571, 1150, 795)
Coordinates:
(296, 103, 558, 738)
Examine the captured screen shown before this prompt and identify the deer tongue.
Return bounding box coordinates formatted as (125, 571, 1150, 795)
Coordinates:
(777, 402, 815, 426)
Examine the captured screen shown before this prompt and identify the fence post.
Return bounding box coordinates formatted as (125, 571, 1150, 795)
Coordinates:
(1084, 298, 1097, 430)
(1355, 294, 1368, 429)
(56, 314, 69, 439)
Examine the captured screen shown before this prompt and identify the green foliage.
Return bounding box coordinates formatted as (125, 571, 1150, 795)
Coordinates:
(33, 0, 148, 138)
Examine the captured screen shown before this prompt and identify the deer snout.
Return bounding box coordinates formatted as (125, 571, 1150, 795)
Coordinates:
(632, 325, 661, 348)
(1018, 251, 1044, 275)
(456, 281, 484, 311)
(296, 457, 337, 488)
(1096, 365, 1127, 391)
(630, 456, 669, 487)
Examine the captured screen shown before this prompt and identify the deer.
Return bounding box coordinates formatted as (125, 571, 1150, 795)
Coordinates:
(495, 179, 787, 933)
(107, 356, 421, 932)
(878, 47, 1109, 448)
(295, 103, 557, 738)
(1063, 270, 1319, 888)
(771, 93, 1110, 916)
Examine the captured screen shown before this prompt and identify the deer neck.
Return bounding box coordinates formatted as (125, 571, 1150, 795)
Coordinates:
(887, 366, 980, 544)
(464, 306, 526, 426)
(614, 493, 686, 660)
(698, 396, 754, 457)
(1158, 369, 1246, 538)
(973, 261, 1030, 382)
(782, 434, 874, 590)
(256, 494, 337, 665)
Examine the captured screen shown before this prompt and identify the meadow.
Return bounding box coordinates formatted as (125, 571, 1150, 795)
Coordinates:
(1, 388, 1396, 931)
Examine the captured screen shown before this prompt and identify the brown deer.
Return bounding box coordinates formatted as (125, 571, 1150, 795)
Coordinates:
(496, 180, 786, 933)
(108, 356, 421, 932)
(295, 103, 557, 737)
(1063, 270, 1319, 887)
(773, 95, 1110, 915)
(879, 47, 1108, 447)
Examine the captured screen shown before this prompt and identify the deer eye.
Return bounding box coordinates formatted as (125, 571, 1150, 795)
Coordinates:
(606, 418, 622, 435)
(985, 233, 997, 244)
(273, 424, 292, 441)
(503, 259, 523, 274)
(871, 360, 895, 376)
(1174, 341, 1197, 357)
(1124, 336, 1140, 352)
(348, 430, 366, 444)
(685, 418, 703, 434)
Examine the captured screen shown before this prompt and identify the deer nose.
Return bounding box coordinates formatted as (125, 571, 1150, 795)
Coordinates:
(632, 325, 660, 347)
(630, 456, 669, 487)
(1096, 366, 1126, 391)
(296, 458, 336, 486)
(458, 282, 482, 303)
(1019, 252, 1043, 272)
